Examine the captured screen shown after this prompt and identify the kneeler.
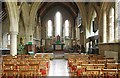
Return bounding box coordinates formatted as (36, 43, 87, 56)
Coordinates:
(40, 69, 47, 76)
(77, 68, 85, 76)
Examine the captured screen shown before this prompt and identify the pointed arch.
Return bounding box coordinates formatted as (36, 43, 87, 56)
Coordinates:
(90, 11, 97, 37)
(5, 2, 18, 32)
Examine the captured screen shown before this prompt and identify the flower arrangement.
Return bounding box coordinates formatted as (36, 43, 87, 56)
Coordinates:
(17, 43, 25, 54)
(17, 37, 25, 55)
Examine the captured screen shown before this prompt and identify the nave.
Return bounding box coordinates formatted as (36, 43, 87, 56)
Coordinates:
(48, 59, 69, 76)
(1, 53, 120, 77)
(1, 1, 120, 78)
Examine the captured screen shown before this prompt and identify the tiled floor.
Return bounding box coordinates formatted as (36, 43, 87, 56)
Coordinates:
(48, 59, 69, 76)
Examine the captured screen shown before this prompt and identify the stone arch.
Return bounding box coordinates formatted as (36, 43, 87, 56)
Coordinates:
(76, 3, 87, 27)
(107, 3, 115, 17)
(28, 2, 88, 46)
(87, 4, 96, 31)
(29, 2, 87, 34)
(21, 2, 30, 33)
(28, 2, 41, 35)
(5, 1, 19, 56)
(5, 2, 18, 32)
(19, 12, 25, 36)
(98, 2, 114, 43)
(76, 3, 88, 46)
(99, 2, 112, 22)
(90, 10, 97, 31)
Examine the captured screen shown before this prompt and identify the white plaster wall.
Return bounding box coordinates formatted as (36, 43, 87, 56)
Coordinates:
(2, 17, 10, 48)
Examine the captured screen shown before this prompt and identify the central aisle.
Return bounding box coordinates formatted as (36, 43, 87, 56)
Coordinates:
(48, 59, 69, 76)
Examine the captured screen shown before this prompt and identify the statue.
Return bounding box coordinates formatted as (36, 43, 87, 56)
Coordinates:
(57, 35, 60, 41)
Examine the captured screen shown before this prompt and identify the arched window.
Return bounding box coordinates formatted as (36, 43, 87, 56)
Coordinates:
(7, 34, 10, 45)
(65, 20, 69, 36)
(55, 11, 62, 36)
(109, 7, 114, 42)
(47, 20, 52, 37)
(103, 11, 107, 43)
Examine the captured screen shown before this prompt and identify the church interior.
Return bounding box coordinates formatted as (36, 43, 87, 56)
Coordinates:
(0, 0, 120, 77)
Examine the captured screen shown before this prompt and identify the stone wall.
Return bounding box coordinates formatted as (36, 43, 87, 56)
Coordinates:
(99, 43, 120, 61)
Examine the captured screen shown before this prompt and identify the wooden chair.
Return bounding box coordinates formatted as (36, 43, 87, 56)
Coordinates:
(101, 63, 119, 77)
(3, 63, 18, 77)
(3, 70, 18, 77)
(97, 60, 106, 64)
(102, 69, 118, 77)
(107, 63, 118, 69)
(107, 59, 116, 63)
(89, 60, 96, 64)
(29, 64, 41, 77)
(35, 54, 42, 58)
(39, 60, 48, 76)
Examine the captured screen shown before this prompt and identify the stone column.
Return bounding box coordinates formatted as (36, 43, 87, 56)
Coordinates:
(0, 0, 2, 50)
(10, 31, 18, 56)
(117, 1, 120, 64)
(0, 25, 2, 56)
(73, 17, 76, 40)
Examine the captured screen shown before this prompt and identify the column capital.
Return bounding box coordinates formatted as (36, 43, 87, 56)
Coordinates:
(10, 31, 18, 35)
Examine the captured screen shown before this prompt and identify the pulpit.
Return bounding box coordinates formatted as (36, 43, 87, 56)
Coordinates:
(25, 44, 36, 54)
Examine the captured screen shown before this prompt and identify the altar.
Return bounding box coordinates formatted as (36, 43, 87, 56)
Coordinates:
(52, 35, 65, 51)
(52, 44, 65, 51)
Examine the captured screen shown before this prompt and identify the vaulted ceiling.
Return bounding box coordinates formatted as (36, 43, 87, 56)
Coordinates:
(37, 2, 79, 18)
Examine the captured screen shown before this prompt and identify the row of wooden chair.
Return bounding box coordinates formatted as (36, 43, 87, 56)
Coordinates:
(1, 54, 50, 77)
(67, 54, 120, 77)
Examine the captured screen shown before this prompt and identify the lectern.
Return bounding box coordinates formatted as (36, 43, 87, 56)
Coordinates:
(25, 44, 36, 54)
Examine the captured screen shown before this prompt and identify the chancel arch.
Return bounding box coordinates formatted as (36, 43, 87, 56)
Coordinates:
(40, 3, 76, 49)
